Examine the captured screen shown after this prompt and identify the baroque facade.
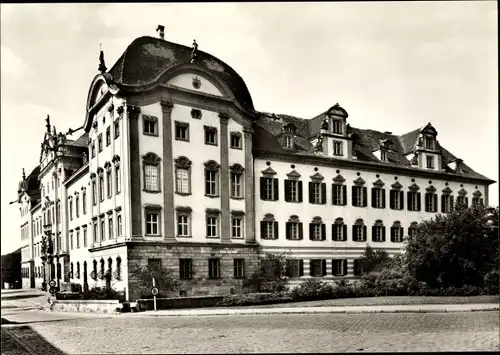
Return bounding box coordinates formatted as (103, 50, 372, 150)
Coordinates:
(16, 27, 494, 298)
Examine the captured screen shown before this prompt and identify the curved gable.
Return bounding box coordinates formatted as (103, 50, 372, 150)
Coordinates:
(167, 73, 224, 97)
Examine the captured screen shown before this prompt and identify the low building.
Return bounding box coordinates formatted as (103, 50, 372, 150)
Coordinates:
(15, 27, 494, 299)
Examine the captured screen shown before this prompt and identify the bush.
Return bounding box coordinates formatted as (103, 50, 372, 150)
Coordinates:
(216, 293, 293, 307)
(358, 246, 392, 275)
(130, 264, 181, 299)
(247, 252, 290, 293)
(81, 286, 124, 301)
(484, 270, 499, 295)
(290, 279, 334, 301)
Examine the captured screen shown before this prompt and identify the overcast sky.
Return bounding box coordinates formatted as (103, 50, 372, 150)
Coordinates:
(1, 2, 497, 254)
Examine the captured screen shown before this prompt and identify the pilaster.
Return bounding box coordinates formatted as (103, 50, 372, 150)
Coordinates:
(161, 100, 176, 243)
(219, 112, 230, 243)
(243, 127, 255, 244)
(127, 105, 142, 238)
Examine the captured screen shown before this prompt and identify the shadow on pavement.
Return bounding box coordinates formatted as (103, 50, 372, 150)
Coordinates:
(2, 325, 67, 355)
(1, 294, 42, 301)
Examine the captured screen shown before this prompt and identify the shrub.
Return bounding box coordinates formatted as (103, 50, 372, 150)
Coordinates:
(290, 279, 334, 301)
(130, 264, 181, 299)
(484, 270, 499, 295)
(358, 246, 392, 275)
(81, 286, 124, 301)
(247, 252, 290, 293)
(216, 293, 292, 307)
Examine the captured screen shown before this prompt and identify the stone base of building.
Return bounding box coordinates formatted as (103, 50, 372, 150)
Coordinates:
(126, 241, 259, 301)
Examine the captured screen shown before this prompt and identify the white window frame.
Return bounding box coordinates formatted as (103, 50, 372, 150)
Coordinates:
(409, 192, 418, 211)
(176, 168, 190, 194)
(289, 222, 299, 240)
(374, 225, 383, 242)
(393, 191, 401, 209)
(332, 120, 342, 134)
(284, 136, 293, 148)
(231, 217, 243, 239)
(333, 184, 343, 205)
(332, 259, 345, 276)
(144, 163, 160, 192)
(290, 180, 299, 202)
(426, 155, 434, 169)
(265, 221, 274, 239)
(355, 186, 363, 206)
(145, 212, 159, 235)
(231, 172, 242, 198)
(333, 141, 343, 156)
(334, 224, 343, 241)
(393, 227, 403, 243)
(312, 224, 322, 241)
(206, 170, 218, 196)
(177, 214, 190, 237)
(312, 182, 322, 203)
(206, 215, 218, 238)
(355, 225, 364, 241)
(264, 178, 274, 200)
(426, 193, 435, 212)
(375, 188, 383, 208)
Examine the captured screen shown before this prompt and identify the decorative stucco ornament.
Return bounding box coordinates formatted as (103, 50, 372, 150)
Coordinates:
(190, 39, 198, 64)
(192, 76, 201, 89)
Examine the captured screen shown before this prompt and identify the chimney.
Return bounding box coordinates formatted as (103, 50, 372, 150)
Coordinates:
(156, 25, 165, 40)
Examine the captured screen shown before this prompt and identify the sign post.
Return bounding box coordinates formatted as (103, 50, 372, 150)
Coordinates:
(151, 278, 158, 312)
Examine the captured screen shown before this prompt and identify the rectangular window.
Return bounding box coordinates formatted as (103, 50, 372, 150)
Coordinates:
(99, 176, 104, 202)
(426, 155, 434, 169)
(288, 222, 300, 240)
(230, 133, 241, 149)
(310, 259, 325, 277)
(146, 212, 159, 235)
(310, 224, 323, 241)
(100, 220, 105, 241)
(373, 226, 383, 242)
(115, 165, 121, 194)
(408, 227, 417, 238)
(75, 197, 79, 218)
(177, 214, 190, 237)
(263, 178, 276, 200)
(284, 136, 293, 148)
(82, 192, 87, 214)
(114, 120, 120, 139)
(117, 214, 122, 237)
(98, 134, 103, 152)
(353, 186, 364, 207)
(91, 142, 96, 158)
(425, 137, 434, 150)
(107, 171, 112, 198)
(108, 216, 113, 239)
(408, 192, 420, 211)
(442, 195, 454, 213)
(390, 190, 403, 210)
(456, 196, 465, 206)
(333, 224, 344, 241)
(332, 184, 344, 205)
(76, 230, 80, 248)
(262, 221, 278, 239)
(391, 227, 403, 243)
(231, 173, 242, 198)
(144, 164, 160, 192)
(425, 193, 436, 212)
(234, 259, 245, 278)
(70, 233, 74, 250)
(333, 141, 343, 156)
(472, 197, 480, 206)
(208, 258, 220, 279)
(176, 168, 190, 194)
(311, 182, 322, 204)
(332, 120, 342, 134)
(372, 188, 385, 208)
(353, 225, 365, 242)
(179, 259, 192, 280)
(175, 122, 189, 141)
(232, 217, 243, 239)
(144, 117, 158, 136)
(206, 216, 218, 238)
(69, 200, 73, 221)
(204, 127, 217, 145)
(106, 127, 111, 146)
(332, 259, 346, 276)
(83, 228, 87, 247)
(381, 150, 387, 162)
(205, 170, 218, 196)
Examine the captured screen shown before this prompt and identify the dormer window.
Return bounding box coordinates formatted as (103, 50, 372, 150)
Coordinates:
(333, 141, 343, 156)
(426, 156, 434, 169)
(424, 136, 434, 150)
(332, 120, 343, 134)
(284, 136, 293, 148)
(381, 150, 387, 162)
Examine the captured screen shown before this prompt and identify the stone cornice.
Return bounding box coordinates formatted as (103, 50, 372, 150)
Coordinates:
(88, 240, 259, 252)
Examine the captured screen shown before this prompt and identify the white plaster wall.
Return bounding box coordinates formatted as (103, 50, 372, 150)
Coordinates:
(167, 73, 223, 97)
(171, 104, 221, 242)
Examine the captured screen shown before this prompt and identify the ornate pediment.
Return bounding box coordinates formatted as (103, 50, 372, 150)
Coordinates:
(442, 186, 452, 194)
(112, 155, 121, 164)
(372, 179, 385, 188)
(175, 156, 192, 169)
(374, 219, 384, 226)
(425, 185, 436, 193)
(263, 213, 275, 222)
(286, 170, 301, 180)
(458, 188, 468, 196)
(473, 190, 482, 198)
(353, 177, 366, 186)
(204, 160, 220, 171)
(176, 206, 192, 213)
(333, 174, 346, 184)
(334, 217, 344, 225)
(409, 221, 418, 228)
(142, 152, 161, 164)
(392, 221, 401, 227)
(408, 183, 420, 191)
(230, 163, 245, 174)
(391, 181, 403, 190)
(354, 218, 364, 226)
(310, 172, 324, 182)
(288, 215, 300, 223)
(205, 208, 220, 215)
(261, 166, 277, 176)
(311, 216, 323, 224)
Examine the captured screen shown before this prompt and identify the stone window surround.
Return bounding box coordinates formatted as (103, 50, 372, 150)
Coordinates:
(142, 152, 161, 194)
(231, 210, 245, 239)
(176, 206, 192, 238)
(204, 160, 220, 198)
(230, 163, 245, 200)
(143, 115, 159, 137)
(175, 120, 190, 142)
(206, 208, 221, 239)
(230, 131, 242, 149)
(174, 156, 192, 196)
(204, 125, 218, 146)
(144, 204, 162, 237)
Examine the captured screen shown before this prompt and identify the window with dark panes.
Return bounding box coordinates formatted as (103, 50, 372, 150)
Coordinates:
(208, 258, 220, 279)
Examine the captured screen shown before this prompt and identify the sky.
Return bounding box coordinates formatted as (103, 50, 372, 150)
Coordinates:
(1, 2, 497, 254)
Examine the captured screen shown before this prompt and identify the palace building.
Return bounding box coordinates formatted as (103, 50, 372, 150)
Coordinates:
(15, 27, 494, 298)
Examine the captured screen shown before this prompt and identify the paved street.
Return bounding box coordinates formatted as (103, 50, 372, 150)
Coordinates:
(2, 310, 499, 353)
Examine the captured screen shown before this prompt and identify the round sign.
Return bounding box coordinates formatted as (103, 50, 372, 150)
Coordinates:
(49, 287, 56, 295)
(49, 280, 56, 287)
(151, 287, 159, 296)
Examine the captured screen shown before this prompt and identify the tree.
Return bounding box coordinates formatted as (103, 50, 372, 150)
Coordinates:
(405, 204, 499, 289)
(358, 245, 392, 275)
(130, 264, 181, 299)
(247, 252, 290, 293)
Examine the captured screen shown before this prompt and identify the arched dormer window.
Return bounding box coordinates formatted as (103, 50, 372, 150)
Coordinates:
(390, 221, 404, 243)
(286, 215, 303, 240)
(204, 160, 220, 197)
(353, 218, 366, 242)
(175, 156, 192, 195)
(142, 152, 161, 193)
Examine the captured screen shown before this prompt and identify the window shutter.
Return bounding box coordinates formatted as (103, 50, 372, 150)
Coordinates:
(371, 188, 376, 208)
(425, 195, 429, 212)
(480, 198, 484, 206)
(407, 227, 411, 236)
(400, 227, 404, 238)
(450, 196, 454, 210)
(331, 184, 335, 205)
(400, 191, 404, 210)
(298, 223, 303, 240)
(342, 185, 347, 206)
(465, 197, 468, 207)
(299, 260, 304, 276)
(389, 190, 394, 209)
(371, 226, 376, 242)
(363, 226, 367, 241)
(298, 181, 303, 202)
(407, 192, 411, 210)
(321, 183, 327, 204)
(284, 180, 291, 202)
(321, 224, 326, 240)
(309, 261, 314, 276)
(382, 189, 386, 208)
(343, 224, 347, 241)
(416, 193, 421, 211)
(322, 259, 327, 276)
(343, 259, 348, 276)
(285, 222, 290, 240)
(441, 195, 445, 213)
(332, 224, 336, 240)
(273, 179, 279, 200)
(390, 227, 395, 242)
(382, 226, 386, 242)
(352, 186, 356, 206)
(309, 182, 314, 203)
(274, 221, 279, 239)
(260, 177, 265, 200)
(260, 221, 266, 239)
(309, 224, 314, 240)
(363, 187, 368, 207)
(352, 225, 356, 241)
(433, 194, 438, 212)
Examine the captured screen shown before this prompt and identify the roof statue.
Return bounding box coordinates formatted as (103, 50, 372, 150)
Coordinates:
(45, 115, 51, 133)
(98, 45, 107, 73)
(321, 117, 329, 131)
(190, 39, 198, 64)
(22, 168, 26, 180)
